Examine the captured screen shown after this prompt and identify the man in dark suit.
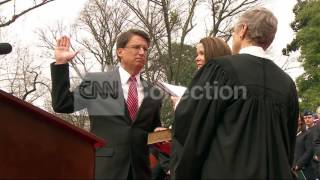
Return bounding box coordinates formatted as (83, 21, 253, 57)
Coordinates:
(293, 111, 316, 179)
(172, 8, 299, 179)
(313, 107, 320, 178)
(51, 29, 164, 179)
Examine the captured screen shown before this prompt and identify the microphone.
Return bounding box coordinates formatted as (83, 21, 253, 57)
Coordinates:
(0, 43, 12, 55)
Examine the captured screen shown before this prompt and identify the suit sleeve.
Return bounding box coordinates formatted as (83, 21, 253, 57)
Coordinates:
(313, 125, 320, 156)
(296, 131, 313, 168)
(51, 63, 86, 113)
(152, 93, 162, 130)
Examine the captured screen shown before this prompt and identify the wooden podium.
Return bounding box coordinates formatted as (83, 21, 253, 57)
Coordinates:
(0, 90, 105, 179)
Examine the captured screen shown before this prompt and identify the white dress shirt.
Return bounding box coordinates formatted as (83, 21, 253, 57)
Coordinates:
(239, 46, 268, 59)
(118, 66, 144, 108)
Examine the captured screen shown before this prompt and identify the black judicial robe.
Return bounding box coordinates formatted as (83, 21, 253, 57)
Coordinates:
(171, 54, 299, 179)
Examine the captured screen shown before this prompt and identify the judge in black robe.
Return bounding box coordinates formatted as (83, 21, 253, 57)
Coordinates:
(171, 7, 299, 179)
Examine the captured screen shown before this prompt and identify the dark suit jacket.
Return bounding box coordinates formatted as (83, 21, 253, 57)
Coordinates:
(51, 63, 162, 179)
(312, 124, 320, 177)
(313, 125, 320, 155)
(294, 126, 317, 179)
(294, 126, 313, 168)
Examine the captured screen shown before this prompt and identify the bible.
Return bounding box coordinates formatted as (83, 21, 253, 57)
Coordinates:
(147, 129, 172, 144)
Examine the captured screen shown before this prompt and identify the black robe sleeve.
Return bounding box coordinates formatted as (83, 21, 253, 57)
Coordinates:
(288, 83, 299, 166)
(172, 61, 234, 178)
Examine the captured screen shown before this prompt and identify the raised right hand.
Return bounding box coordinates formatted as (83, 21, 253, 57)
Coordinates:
(54, 36, 78, 64)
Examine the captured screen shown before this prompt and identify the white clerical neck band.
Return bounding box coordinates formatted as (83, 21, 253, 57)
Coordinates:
(239, 46, 267, 59)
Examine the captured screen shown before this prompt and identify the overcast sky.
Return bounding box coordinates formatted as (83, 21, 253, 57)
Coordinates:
(1, 0, 302, 80)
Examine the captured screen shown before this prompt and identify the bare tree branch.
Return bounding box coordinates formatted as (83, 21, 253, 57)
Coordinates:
(0, 45, 49, 103)
(175, 0, 198, 82)
(207, 0, 260, 37)
(0, 0, 11, 6)
(77, 0, 129, 71)
(123, 0, 198, 83)
(0, 0, 56, 27)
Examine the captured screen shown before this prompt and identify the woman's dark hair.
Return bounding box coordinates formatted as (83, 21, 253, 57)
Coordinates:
(199, 37, 232, 63)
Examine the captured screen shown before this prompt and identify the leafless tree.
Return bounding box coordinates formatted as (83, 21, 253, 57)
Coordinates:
(31, 0, 262, 128)
(266, 45, 301, 72)
(37, 0, 131, 77)
(36, 0, 131, 129)
(37, 21, 87, 79)
(0, 45, 50, 103)
(205, 0, 261, 40)
(43, 95, 90, 130)
(122, 0, 199, 84)
(0, 0, 55, 27)
(281, 56, 301, 71)
(77, 0, 130, 72)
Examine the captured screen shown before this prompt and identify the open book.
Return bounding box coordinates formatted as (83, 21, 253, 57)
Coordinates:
(156, 81, 187, 97)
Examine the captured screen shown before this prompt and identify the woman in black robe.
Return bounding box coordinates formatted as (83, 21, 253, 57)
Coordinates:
(171, 7, 299, 179)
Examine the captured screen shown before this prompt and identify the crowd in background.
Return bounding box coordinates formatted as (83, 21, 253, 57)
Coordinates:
(293, 107, 320, 179)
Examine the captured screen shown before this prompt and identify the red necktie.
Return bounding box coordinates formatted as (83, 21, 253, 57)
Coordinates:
(127, 76, 138, 120)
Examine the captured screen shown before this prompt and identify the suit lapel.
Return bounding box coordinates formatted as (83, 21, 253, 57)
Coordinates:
(113, 67, 125, 104)
(112, 68, 133, 123)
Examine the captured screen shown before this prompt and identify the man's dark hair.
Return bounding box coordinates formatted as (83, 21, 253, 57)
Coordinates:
(304, 110, 313, 116)
(116, 29, 150, 49)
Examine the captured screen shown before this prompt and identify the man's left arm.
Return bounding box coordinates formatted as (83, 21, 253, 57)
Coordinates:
(153, 99, 163, 131)
(313, 125, 320, 161)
